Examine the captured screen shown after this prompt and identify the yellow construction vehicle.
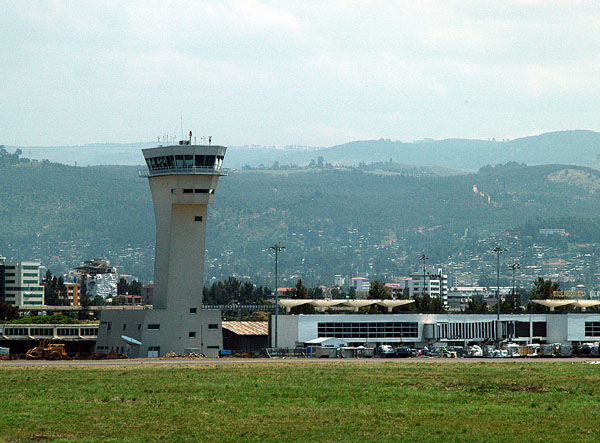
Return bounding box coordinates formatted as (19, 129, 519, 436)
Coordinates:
(26, 340, 69, 360)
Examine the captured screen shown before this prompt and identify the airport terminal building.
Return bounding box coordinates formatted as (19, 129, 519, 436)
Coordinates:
(272, 312, 600, 348)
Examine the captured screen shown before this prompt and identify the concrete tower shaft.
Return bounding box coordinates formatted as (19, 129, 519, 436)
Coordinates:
(141, 143, 228, 311)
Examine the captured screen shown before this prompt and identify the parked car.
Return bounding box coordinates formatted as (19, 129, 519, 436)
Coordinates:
(378, 345, 396, 357)
(395, 346, 413, 358)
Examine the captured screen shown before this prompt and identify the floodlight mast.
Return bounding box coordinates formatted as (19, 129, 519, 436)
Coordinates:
(420, 254, 428, 297)
(491, 246, 507, 322)
(270, 242, 285, 348)
(509, 262, 521, 307)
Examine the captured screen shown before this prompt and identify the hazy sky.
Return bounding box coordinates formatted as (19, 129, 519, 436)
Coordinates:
(2, 1, 600, 147)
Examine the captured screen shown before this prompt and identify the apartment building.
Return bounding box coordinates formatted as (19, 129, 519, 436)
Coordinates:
(0, 261, 44, 306)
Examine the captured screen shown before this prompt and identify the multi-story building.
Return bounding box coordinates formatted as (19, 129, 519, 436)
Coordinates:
(0, 261, 44, 306)
(65, 283, 80, 307)
(334, 275, 345, 287)
(408, 268, 448, 306)
(71, 259, 118, 300)
(141, 284, 154, 305)
(350, 277, 370, 297)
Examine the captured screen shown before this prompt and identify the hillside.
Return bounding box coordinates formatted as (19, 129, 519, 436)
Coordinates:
(2, 149, 600, 286)
(6, 130, 600, 171)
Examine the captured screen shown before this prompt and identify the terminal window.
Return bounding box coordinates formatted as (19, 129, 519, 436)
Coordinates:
(585, 322, 600, 337)
(189, 331, 196, 338)
(189, 308, 197, 314)
(147, 324, 160, 330)
(195, 216, 203, 222)
(317, 322, 418, 339)
(208, 324, 218, 330)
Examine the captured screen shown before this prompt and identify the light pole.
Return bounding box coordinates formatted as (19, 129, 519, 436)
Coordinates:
(420, 254, 428, 296)
(491, 247, 507, 345)
(270, 242, 285, 348)
(508, 262, 521, 340)
(491, 247, 507, 320)
(509, 262, 521, 308)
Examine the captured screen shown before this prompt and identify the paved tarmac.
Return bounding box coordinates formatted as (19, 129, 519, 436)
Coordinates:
(1, 357, 599, 368)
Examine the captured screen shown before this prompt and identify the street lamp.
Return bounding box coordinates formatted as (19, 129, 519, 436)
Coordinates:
(270, 242, 285, 348)
(420, 254, 428, 296)
(508, 262, 521, 305)
(491, 247, 507, 321)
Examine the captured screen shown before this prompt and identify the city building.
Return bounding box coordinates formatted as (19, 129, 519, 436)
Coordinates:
(408, 268, 448, 306)
(65, 282, 80, 307)
(96, 138, 228, 357)
(350, 277, 370, 297)
(141, 284, 154, 305)
(334, 275, 345, 287)
(384, 282, 407, 298)
(115, 294, 143, 305)
(71, 259, 118, 300)
(0, 261, 44, 306)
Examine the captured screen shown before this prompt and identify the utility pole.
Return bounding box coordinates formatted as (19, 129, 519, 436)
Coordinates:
(509, 262, 521, 309)
(491, 247, 507, 343)
(508, 262, 521, 340)
(420, 254, 428, 295)
(270, 242, 285, 348)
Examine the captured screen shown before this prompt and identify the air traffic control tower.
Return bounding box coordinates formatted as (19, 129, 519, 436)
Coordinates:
(95, 136, 228, 358)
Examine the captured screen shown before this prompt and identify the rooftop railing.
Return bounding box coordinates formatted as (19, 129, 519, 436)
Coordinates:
(139, 166, 229, 177)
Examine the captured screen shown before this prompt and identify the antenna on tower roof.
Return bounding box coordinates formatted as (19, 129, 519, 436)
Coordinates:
(180, 112, 184, 141)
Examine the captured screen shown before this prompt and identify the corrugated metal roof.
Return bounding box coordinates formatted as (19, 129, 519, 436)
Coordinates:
(222, 321, 268, 336)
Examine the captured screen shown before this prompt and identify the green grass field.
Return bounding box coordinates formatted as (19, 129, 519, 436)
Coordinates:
(1, 361, 600, 442)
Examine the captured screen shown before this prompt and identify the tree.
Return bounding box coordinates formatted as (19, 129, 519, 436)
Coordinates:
(414, 291, 446, 313)
(362, 280, 389, 313)
(289, 279, 312, 314)
(57, 276, 67, 306)
(0, 302, 19, 321)
(239, 281, 255, 304)
(464, 294, 489, 313)
(117, 277, 129, 295)
(129, 280, 142, 295)
(223, 277, 241, 303)
(502, 290, 522, 313)
(347, 286, 356, 299)
(531, 277, 560, 300)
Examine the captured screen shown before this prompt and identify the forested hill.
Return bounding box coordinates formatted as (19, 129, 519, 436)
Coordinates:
(6, 130, 600, 171)
(2, 150, 600, 285)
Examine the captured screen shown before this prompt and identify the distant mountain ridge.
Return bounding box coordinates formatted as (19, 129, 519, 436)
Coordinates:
(5, 130, 600, 171)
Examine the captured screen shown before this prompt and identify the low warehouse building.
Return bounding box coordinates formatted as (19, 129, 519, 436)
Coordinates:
(222, 321, 268, 352)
